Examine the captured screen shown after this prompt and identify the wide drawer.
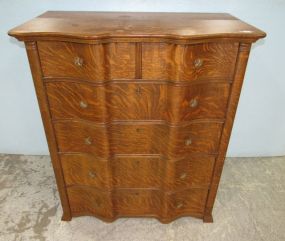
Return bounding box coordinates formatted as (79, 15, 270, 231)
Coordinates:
(46, 81, 230, 122)
(67, 186, 208, 220)
(61, 153, 215, 189)
(54, 121, 223, 156)
(38, 41, 136, 80)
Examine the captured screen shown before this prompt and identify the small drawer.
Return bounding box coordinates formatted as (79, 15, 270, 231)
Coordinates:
(67, 186, 113, 219)
(38, 41, 136, 81)
(142, 42, 238, 81)
(166, 188, 208, 218)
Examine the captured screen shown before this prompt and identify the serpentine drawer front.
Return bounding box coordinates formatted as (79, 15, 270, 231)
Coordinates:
(8, 11, 266, 223)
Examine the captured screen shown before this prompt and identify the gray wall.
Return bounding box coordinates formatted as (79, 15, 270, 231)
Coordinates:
(1, 0, 284, 157)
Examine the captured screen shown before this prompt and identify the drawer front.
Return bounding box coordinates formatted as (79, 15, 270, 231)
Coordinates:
(54, 121, 222, 156)
(38, 41, 136, 80)
(46, 81, 230, 122)
(60, 153, 214, 189)
(142, 42, 238, 81)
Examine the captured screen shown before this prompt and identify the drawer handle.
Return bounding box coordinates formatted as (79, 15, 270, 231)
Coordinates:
(176, 202, 184, 209)
(135, 86, 142, 96)
(179, 172, 187, 180)
(79, 101, 88, 109)
(185, 138, 192, 146)
(84, 137, 92, 145)
(88, 171, 96, 178)
(194, 58, 203, 68)
(189, 98, 198, 108)
(74, 56, 84, 67)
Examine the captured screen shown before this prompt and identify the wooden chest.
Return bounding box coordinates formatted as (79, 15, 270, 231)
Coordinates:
(9, 11, 265, 223)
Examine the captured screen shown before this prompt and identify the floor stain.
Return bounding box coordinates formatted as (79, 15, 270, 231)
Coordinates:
(32, 202, 58, 241)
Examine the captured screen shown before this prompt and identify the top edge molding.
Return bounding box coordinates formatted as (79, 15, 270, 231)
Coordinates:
(8, 11, 266, 43)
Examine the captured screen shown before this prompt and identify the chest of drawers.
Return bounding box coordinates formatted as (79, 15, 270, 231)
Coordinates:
(9, 11, 265, 223)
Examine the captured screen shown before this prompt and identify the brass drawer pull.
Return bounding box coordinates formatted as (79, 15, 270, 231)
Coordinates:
(79, 101, 88, 109)
(193, 58, 203, 68)
(74, 56, 84, 67)
(176, 202, 184, 209)
(88, 171, 96, 178)
(185, 138, 192, 146)
(179, 172, 187, 180)
(189, 98, 198, 108)
(84, 137, 92, 145)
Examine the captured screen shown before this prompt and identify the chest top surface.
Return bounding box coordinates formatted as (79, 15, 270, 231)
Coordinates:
(8, 11, 265, 42)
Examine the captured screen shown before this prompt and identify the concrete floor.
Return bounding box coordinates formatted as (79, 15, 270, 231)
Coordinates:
(0, 154, 284, 241)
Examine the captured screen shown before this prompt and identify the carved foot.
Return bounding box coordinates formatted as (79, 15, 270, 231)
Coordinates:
(61, 213, 72, 221)
(203, 214, 213, 223)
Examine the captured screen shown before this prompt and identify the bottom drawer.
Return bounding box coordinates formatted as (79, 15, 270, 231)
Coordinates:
(67, 186, 208, 222)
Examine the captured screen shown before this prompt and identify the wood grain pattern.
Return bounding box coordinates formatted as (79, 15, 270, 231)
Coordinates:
(54, 120, 223, 157)
(46, 81, 230, 122)
(9, 11, 266, 223)
(46, 81, 107, 122)
(142, 42, 239, 81)
(54, 120, 109, 157)
(61, 154, 112, 189)
(38, 41, 136, 80)
(61, 153, 214, 190)
(67, 186, 208, 223)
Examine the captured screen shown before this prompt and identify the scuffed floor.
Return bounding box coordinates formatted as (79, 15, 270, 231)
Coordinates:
(0, 154, 284, 241)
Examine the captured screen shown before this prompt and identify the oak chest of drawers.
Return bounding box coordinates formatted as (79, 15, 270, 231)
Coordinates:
(9, 11, 265, 223)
